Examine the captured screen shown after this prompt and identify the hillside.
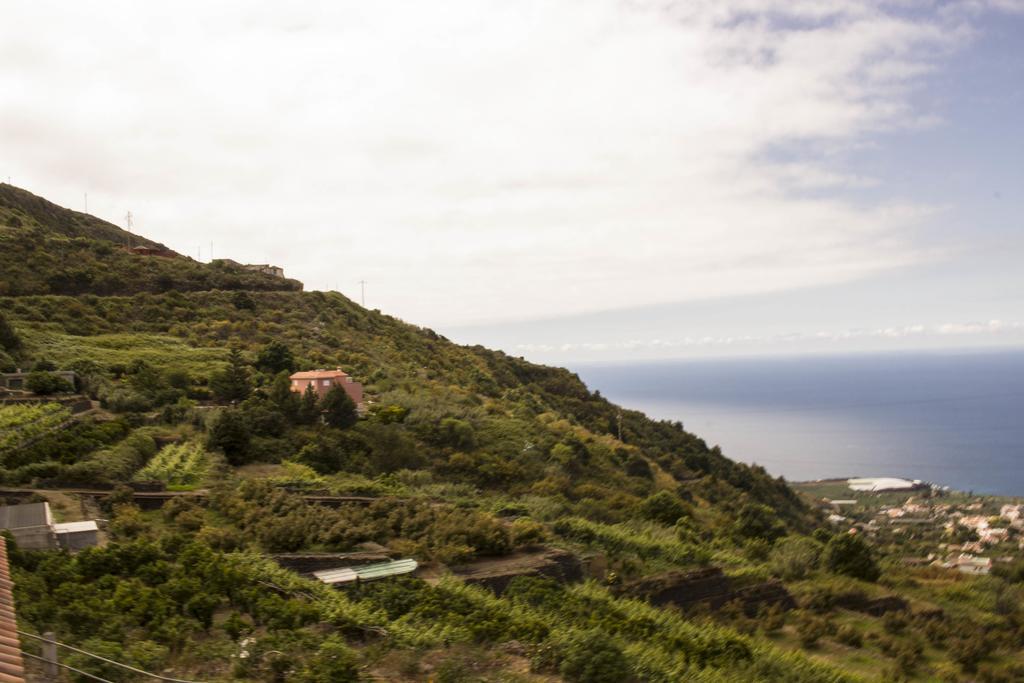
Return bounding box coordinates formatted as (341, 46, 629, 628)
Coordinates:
(2, 187, 1023, 682)
(0, 184, 303, 297)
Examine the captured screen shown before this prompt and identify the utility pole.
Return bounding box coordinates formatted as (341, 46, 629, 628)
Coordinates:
(210, 241, 214, 261)
(358, 280, 367, 307)
(84, 193, 88, 213)
(125, 211, 133, 232)
(41, 631, 58, 680)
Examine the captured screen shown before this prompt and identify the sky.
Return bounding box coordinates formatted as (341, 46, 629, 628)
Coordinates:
(2, 1, 1022, 363)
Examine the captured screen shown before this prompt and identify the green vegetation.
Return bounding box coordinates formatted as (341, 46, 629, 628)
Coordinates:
(0, 185, 302, 298)
(135, 441, 213, 489)
(0, 403, 70, 454)
(4, 184, 1024, 680)
(823, 534, 880, 583)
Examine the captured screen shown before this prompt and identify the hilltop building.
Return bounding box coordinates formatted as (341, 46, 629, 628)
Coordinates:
(290, 368, 364, 406)
(211, 259, 285, 278)
(124, 245, 175, 257)
(242, 263, 285, 278)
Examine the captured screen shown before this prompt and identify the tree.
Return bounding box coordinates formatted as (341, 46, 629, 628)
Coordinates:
(256, 341, 295, 374)
(823, 533, 880, 582)
(298, 384, 320, 425)
(207, 410, 251, 465)
(438, 417, 475, 450)
(268, 371, 300, 421)
(0, 312, 21, 352)
(210, 348, 251, 402)
(321, 386, 358, 429)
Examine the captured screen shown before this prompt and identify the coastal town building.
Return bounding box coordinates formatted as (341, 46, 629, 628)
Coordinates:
(1000, 504, 1024, 528)
(954, 554, 992, 575)
(848, 477, 923, 492)
(289, 368, 364, 405)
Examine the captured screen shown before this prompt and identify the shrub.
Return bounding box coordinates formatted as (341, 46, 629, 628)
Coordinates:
(558, 630, 630, 683)
(883, 612, 908, 635)
(835, 624, 862, 648)
(951, 634, 990, 673)
(0, 312, 20, 352)
(639, 491, 688, 526)
(732, 503, 786, 542)
(823, 534, 880, 582)
(26, 371, 72, 395)
(795, 612, 829, 649)
(769, 536, 823, 581)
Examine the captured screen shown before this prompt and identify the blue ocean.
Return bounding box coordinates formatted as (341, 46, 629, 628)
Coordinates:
(573, 350, 1024, 496)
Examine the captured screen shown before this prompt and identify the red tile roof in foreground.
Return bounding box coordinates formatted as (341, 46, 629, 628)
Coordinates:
(289, 369, 349, 380)
(0, 538, 25, 683)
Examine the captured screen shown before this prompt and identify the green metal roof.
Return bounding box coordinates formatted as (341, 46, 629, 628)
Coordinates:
(313, 558, 418, 585)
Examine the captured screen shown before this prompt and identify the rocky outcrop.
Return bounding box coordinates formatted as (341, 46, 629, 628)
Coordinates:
(732, 579, 797, 616)
(860, 596, 909, 616)
(616, 567, 796, 616)
(618, 567, 732, 609)
(452, 548, 583, 595)
(831, 592, 909, 616)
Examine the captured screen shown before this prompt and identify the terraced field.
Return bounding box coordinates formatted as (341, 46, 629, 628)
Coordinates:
(0, 402, 71, 458)
(134, 441, 212, 489)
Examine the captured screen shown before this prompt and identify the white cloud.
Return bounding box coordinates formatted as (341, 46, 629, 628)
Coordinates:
(516, 319, 1024, 355)
(0, 1, 999, 325)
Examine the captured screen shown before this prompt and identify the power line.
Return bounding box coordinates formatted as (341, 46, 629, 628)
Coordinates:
(18, 631, 204, 683)
(20, 650, 115, 683)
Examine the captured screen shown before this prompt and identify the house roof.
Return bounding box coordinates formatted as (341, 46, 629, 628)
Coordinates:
(313, 559, 418, 585)
(0, 503, 52, 531)
(0, 538, 26, 683)
(53, 521, 99, 534)
(290, 369, 349, 380)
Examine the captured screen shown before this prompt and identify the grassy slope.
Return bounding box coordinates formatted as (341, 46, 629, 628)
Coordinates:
(17, 185, 1016, 681)
(0, 184, 303, 297)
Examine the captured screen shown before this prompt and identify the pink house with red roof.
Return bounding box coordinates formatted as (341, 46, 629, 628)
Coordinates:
(289, 368, 364, 405)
